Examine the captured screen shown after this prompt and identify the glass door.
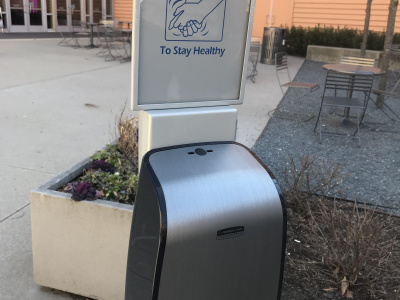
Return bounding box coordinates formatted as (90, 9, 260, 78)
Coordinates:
(8, 0, 45, 32)
(56, 0, 68, 29)
(87, 0, 111, 23)
(92, 0, 100, 23)
(29, 0, 44, 29)
(9, 0, 26, 31)
(56, 0, 81, 31)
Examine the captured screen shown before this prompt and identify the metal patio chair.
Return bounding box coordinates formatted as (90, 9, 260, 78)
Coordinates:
(386, 45, 400, 91)
(246, 41, 261, 83)
(365, 89, 400, 123)
(103, 26, 130, 62)
(270, 52, 319, 121)
(314, 70, 374, 144)
(275, 52, 319, 95)
(57, 19, 73, 47)
(71, 20, 91, 48)
(58, 29, 74, 47)
(340, 55, 376, 67)
(96, 20, 113, 55)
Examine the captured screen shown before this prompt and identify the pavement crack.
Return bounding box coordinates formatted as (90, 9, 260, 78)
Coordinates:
(0, 203, 30, 223)
(0, 163, 57, 175)
(0, 64, 123, 92)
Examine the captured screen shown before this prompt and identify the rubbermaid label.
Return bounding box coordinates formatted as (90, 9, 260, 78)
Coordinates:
(216, 226, 244, 240)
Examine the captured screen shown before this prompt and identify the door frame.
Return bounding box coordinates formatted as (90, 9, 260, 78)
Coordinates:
(86, 0, 112, 23)
(55, 0, 85, 32)
(6, 0, 47, 32)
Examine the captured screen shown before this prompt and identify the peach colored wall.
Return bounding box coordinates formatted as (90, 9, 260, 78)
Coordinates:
(290, 0, 393, 32)
(114, 0, 133, 24)
(114, 0, 400, 39)
(252, 0, 294, 39)
(114, 0, 289, 39)
(268, 0, 400, 33)
(252, 0, 268, 38)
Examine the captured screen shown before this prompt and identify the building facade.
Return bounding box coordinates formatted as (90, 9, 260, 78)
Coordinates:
(0, 0, 113, 32)
(251, 0, 400, 39)
(1, 0, 399, 36)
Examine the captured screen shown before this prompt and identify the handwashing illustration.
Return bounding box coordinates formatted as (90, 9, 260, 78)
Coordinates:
(165, 0, 227, 41)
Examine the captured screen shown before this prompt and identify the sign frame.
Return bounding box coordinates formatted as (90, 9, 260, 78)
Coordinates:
(131, 0, 256, 111)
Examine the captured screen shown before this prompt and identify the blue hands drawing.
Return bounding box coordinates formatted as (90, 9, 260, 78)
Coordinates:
(165, 0, 226, 41)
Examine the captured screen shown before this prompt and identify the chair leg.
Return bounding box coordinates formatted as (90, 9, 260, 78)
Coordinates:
(119, 42, 130, 63)
(319, 117, 323, 144)
(246, 60, 257, 83)
(58, 31, 73, 47)
(366, 94, 400, 122)
(72, 35, 81, 48)
(314, 100, 324, 132)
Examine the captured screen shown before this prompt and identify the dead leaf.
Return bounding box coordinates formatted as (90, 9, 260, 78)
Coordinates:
(333, 266, 339, 274)
(323, 287, 337, 292)
(341, 276, 349, 295)
(346, 290, 353, 299)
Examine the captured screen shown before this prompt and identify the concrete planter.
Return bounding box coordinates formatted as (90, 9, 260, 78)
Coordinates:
(306, 45, 382, 65)
(31, 156, 133, 300)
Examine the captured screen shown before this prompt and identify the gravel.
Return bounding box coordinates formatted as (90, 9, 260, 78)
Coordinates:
(253, 60, 400, 215)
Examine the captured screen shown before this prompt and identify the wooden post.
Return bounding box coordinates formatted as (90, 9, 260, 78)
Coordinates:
(361, 0, 373, 57)
(377, 0, 398, 108)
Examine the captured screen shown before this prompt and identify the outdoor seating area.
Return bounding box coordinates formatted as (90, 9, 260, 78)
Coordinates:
(57, 20, 132, 63)
(1, 34, 399, 299)
(314, 70, 374, 144)
(254, 59, 400, 216)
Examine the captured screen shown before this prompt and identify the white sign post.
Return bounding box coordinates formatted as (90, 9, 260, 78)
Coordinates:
(131, 0, 256, 162)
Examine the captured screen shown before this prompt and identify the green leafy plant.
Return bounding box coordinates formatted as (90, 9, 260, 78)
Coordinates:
(284, 25, 400, 56)
(80, 170, 138, 204)
(77, 144, 138, 204)
(90, 144, 125, 168)
(60, 107, 140, 204)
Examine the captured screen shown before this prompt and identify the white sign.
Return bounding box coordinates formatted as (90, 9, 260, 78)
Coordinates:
(131, 0, 255, 110)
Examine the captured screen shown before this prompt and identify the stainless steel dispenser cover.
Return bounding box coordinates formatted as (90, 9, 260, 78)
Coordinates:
(126, 142, 286, 300)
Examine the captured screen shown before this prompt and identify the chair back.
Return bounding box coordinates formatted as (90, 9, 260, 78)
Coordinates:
(72, 20, 90, 32)
(114, 19, 122, 29)
(98, 20, 114, 34)
(100, 20, 114, 27)
(323, 70, 374, 99)
(390, 44, 400, 65)
(340, 55, 376, 67)
(275, 52, 292, 90)
(249, 41, 261, 63)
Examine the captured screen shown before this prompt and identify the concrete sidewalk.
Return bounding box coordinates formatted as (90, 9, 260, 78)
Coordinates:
(0, 37, 304, 299)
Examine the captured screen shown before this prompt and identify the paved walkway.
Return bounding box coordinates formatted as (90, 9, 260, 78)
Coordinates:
(0, 32, 62, 39)
(0, 37, 303, 299)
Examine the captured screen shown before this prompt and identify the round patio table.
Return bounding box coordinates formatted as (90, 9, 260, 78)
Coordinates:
(86, 23, 100, 49)
(322, 64, 385, 119)
(322, 63, 384, 75)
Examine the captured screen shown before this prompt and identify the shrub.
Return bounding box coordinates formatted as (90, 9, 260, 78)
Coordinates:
(282, 155, 399, 298)
(283, 25, 400, 56)
(282, 154, 345, 205)
(115, 106, 139, 173)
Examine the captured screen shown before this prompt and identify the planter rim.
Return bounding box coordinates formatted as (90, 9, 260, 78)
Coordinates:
(31, 152, 133, 211)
